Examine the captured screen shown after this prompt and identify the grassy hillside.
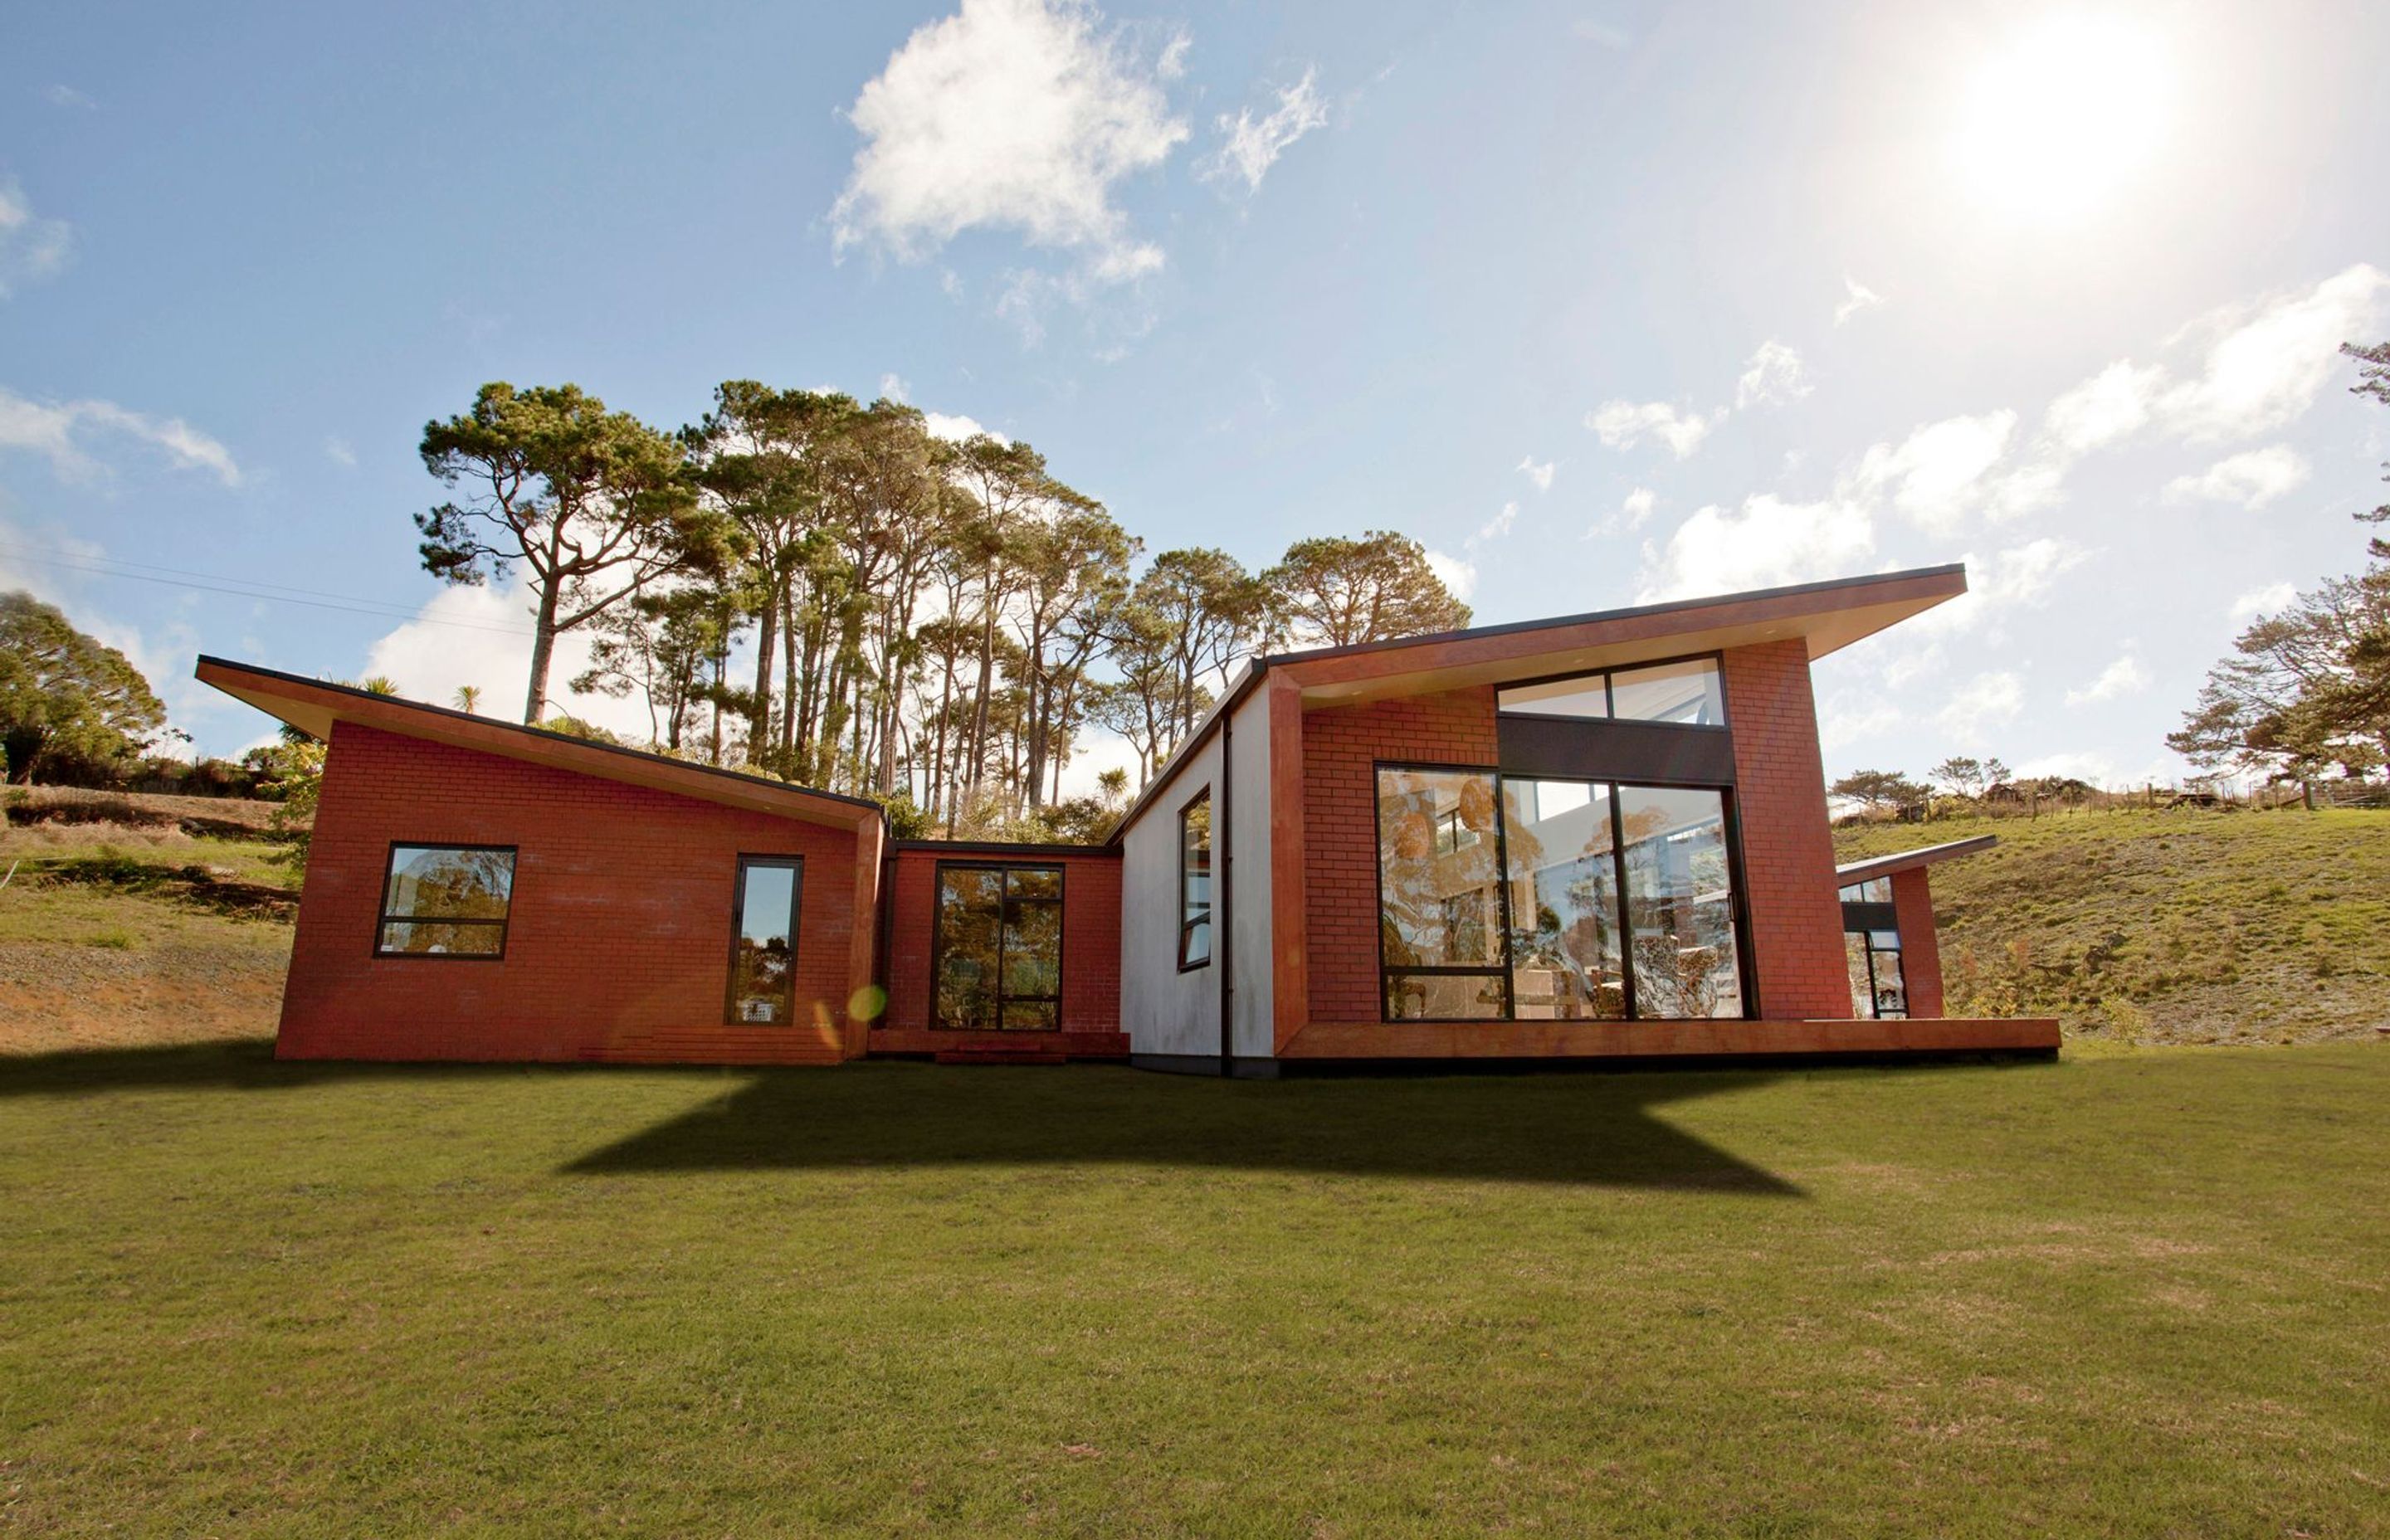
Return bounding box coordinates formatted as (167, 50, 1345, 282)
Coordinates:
(1, 791, 296, 1055)
(1835, 808, 2390, 1045)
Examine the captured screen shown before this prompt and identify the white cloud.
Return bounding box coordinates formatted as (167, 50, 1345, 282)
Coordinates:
(2155, 264, 2389, 442)
(364, 582, 656, 740)
(2163, 443, 2310, 509)
(1636, 492, 1873, 599)
(1588, 398, 1719, 458)
(324, 436, 357, 468)
(1620, 486, 1655, 529)
(2065, 651, 2149, 707)
(829, 0, 1187, 285)
(1424, 548, 1476, 601)
(1834, 276, 1884, 325)
(1734, 340, 1811, 409)
(46, 85, 97, 110)
(1515, 455, 1554, 492)
(0, 386, 241, 486)
(0, 178, 73, 297)
(2228, 581, 2295, 622)
(1820, 690, 1902, 750)
(879, 373, 911, 402)
(1849, 410, 2017, 534)
(924, 410, 1007, 444)
(1934, 670, 2024, 747)
(2042, 359, 2162, 454)
(1917, 536, 2090, 635)
(1202, 66, 1329, 192)
(1572, 19, 1632, 48)
(1474, 500, 1517, 543)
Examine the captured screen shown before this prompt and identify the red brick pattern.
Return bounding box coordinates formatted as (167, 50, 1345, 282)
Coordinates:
(1723, 641, 1858, 1019)
(1890, 867, 1945, 1018)
(1300, 687, 1501, 1023)
(280, 723, 861, 1063)
(873, 847, 1124, 1055)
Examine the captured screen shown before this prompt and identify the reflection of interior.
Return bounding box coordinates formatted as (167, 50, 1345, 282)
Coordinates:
(1379, 768, 1744, 1023)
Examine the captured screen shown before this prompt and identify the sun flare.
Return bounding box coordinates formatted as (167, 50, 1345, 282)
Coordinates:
(1954, 15, 2170, 221)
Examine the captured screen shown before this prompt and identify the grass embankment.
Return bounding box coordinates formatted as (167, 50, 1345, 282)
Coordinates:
(1, 789, 297, 1055)
(1835, 808, 2390, 1046)
(1, 1045, 2384, 1536)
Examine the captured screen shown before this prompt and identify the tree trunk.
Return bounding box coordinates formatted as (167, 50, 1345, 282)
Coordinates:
(750, 578, 779, 763)
(523, 585, 563, 724)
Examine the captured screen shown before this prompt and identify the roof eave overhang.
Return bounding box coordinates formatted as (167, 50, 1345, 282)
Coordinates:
(1280, 565, 1968, 708)
(1833, 834, 2000, 885)
(195, 657, 884, 833)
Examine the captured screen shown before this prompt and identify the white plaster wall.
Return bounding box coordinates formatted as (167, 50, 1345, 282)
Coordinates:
(1226, 688, 1275, 1058)
(1119, 736, 1222, 1057)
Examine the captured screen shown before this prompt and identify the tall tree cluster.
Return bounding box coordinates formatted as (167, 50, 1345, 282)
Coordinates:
(414, 381, 1471, 834)
(2168, 343, 2390, 795)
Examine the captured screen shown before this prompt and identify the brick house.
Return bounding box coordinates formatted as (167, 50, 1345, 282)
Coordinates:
(198, 563, 2055, 1073)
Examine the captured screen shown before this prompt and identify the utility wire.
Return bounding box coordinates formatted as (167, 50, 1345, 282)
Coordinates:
(0, 540, 537, 637)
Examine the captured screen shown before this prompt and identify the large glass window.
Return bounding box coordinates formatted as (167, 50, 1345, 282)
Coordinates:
(1618, 787, 1744, 1018)
(375, 844, 515, 958)
(727, 856, 802, 1023)
(1846, 929, 1907, 1018)
(1501, 780, 1627, 1020)
(935, 865, 1064, 1031)
(1377, 768, 1507, 1020)
(1496, 657, 1726, 727)
(1179, 791, 1212, 969)
(1377, 768, 1749, 1022)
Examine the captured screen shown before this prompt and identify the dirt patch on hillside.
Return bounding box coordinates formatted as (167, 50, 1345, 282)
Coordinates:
(0, 939, 285, 1053)
(5, 787, 300, 841)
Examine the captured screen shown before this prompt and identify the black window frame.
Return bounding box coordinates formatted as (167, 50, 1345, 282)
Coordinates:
(1178, 787, 1213, 972)
(372, 841, 517, 961)
(930, 860, 1067, 1032)
(724, 854, 806, 1026)
(1372, 760, 1759, 1025)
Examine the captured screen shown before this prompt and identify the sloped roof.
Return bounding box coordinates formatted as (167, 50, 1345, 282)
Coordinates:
(1833, 834, 1999, 886)
(1110, 563, 1969, 841)
(196, 657, 884, 832)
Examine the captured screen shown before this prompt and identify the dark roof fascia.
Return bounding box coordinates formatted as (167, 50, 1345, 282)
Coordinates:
(195, 654, 888, 819)
(1832, 834, 2000, 885)
(890, 838, 1122, 857)
(1246, 563, 1968, 672)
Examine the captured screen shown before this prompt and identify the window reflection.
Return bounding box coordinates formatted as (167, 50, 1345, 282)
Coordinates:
(728, 857, 802, 1023)
(1179, 793, 1212, 967)
(1846, 928, 1907, 1019)
(1607, 659, 1725, 725)
(1501, 780, 1627, 1020)
(1377, 767, 1505, 1020)
(1618, 787, 1744, 1018)
(377, 845, 515, 957)
(936, 865, 1065, 1031)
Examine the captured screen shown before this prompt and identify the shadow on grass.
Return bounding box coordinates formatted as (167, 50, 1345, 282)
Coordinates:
(0, 1042, 1802, 1192)
(566, 1061, 1805, 1192)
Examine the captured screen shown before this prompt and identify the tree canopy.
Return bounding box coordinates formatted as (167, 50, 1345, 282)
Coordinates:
(1261, 530, 1473, 649)
(0, 591, 168, 784)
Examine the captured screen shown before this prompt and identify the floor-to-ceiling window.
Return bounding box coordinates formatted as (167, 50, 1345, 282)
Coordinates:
(934, 865, 1065, 1031)
(1379, 768, 1748, 1022)
(1376, 655, 1749, 1024)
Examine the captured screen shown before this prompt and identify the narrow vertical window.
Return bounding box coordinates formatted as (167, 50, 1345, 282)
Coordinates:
(1179, 790, 1212, 969)
(727, 856, 802, 1024)
(934, 865, 1066, 1031)
(1377, 767, 1507, 1020)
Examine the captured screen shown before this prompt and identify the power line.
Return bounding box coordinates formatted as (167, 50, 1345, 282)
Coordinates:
(0, 540, 537, 637)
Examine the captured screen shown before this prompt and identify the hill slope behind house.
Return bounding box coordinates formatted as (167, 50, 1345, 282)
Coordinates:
(1835, 810, 2390, 1045)
(2, 790, 298, 1054)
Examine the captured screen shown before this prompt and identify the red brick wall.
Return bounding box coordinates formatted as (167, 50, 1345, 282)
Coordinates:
(1723, 641, 1857, 1018)
(1890, 867, 1946, 1018)
(280, 723, 862, 1061)
(876, 846, 1123, 1045)
(1300, 687, 1501, 1023)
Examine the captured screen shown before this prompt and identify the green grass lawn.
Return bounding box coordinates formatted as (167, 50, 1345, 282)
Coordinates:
(1835, 808, 2390, 1045)
(3, 1045, 2385, 1536)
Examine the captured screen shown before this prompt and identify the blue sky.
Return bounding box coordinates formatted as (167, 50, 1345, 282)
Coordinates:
(4, 0, 2388, 790)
